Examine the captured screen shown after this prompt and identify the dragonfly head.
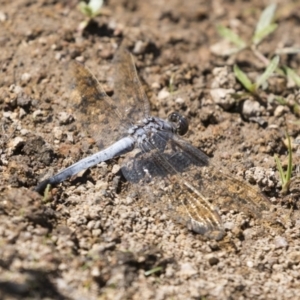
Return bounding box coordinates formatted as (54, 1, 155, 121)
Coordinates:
(168, 112, 189, 136)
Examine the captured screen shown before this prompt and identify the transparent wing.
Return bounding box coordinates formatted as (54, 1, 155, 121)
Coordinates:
(112, 46, 150, 125)
(69, 61, 130, 149)
(121, 129, 271, 239)
(121, 130, 224, 239)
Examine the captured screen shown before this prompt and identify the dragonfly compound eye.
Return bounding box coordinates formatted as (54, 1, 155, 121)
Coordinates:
(168, 112, 189, 136)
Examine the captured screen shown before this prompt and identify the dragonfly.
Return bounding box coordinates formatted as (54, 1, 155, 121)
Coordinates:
(35, 46, 271, 240)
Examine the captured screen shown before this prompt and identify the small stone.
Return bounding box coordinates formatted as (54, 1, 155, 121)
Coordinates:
(179, 262, 197, 277)
(20, 129, 29, 135)
(38, 37, 47, 45)
(9, 84, 22, 94)
(223, 221, 234, 230)
(210, 88, 235, 110)
(274, 105, 288, 118)
(0, 11, 7, 22)
(133, 40, 147, 55)
(111, 164, 120, 174)
(87, 220, 95, 230)
(75, 55, 85, 63)
(53, 127, 63, 140)
(17, 93, 31, 107)
(157, 89, 170, 100)
(242, 99, 262, 118)
(32, 109, 43, 119)
(66, 132, 74, 143)
(246, 260, 254, 268)
(91, 266, 100, 277)
(274, 236, 288, 249)
(151, 82, 160, 89)
(99, 49, 113, 59)
(125, 197, 134, 205)
(92, 229, 102, 236)
(287, 251, 300, 265)
(19, 108, 26, 118)
(8, 137, 25, 154)
(175, 97, 185, 105)
(58, 112, 73, 125)
(55, 52, 62, 61)
(20, 73, 31, 85)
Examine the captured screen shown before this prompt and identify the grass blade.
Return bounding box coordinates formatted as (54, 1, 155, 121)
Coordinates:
(254, 4, 277, 36)
(286, 132, 292, 184)
(253, 23, 278, 45)
(216, 25, 246, 49)
(233, 64, 254, 93)
(255, 55, 279, 89)
(274, 155, 285, 185)
(283, 66, 300, 87)
(144, 266, 163, 276)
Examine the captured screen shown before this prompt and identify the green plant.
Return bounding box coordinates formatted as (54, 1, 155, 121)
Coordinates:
(217, 4, 277, 57)
(233, 55, 279, 94)
(217, 3, 300, 88)
(274, 132, 293, 194)
(282, 66, 300, 87)
(144, 266, 163, 276)
(78, 0, 104, 31)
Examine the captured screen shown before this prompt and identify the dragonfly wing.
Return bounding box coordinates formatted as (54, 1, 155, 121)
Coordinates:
(69, 61, 130, 149)
(121, 129, 271, 239)
(121, 131, 225, 240)
(112, 46, 150, 124)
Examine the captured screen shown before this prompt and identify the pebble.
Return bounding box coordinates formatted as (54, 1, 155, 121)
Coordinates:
(19, 107, 27, 118)
(157, 89, 170, 100)
(274, 236, 288, 249)
(133, 40, 147, 54)
(91, 266, 100, 277)
(274, 105, 288, 117)
(53, 127, 63, 140)
(179, 262, 197, 278)
(175, 97, 185, 105)
(8, 137, 25, 154)
(20, 129, 29, 135)
(111, 164, 120, 174)
(210, 88, 235, 110)
(242, 99, 262, 118)
(287, 251, 300, 265)
(92, 229, 102, 236)
(20, 73, 31, 85)
(32, 109, 43, 119)
(246, 260, 254, 268)
(0, 11, 7, 22)
(58, 112, 73, 125)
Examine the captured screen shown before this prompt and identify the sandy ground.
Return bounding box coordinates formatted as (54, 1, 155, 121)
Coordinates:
(1, 0, 300, 299)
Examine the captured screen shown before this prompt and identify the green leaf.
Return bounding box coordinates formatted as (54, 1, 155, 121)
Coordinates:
(274, 96, 287, 106)
(254, 3, 277, 36)
(79, 0, 103, 18)
(233, 64, 254, 93)
(89, 0, 103, 16)
(79, 2, 93, 18)
(255, 55, 279, 89)
(216, 25, 246, 49)
(274, 154, 285, 184)
(144, 266, 163, 276)
(274, 132, 293, 194)
(253, 23, 278, 45)
(283, 66, 300, 87)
